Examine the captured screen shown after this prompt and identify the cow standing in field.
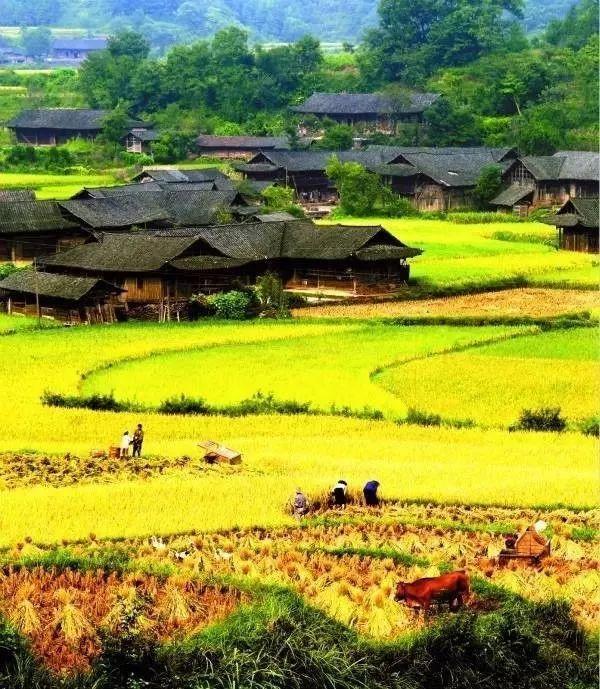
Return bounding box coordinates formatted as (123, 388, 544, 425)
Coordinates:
(395, 571, 470, 617)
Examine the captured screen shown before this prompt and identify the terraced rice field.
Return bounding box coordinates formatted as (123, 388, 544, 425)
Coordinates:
(293, 288, 600, 319)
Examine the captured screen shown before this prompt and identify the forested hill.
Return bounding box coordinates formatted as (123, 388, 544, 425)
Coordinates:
(0, 0, 575, 43)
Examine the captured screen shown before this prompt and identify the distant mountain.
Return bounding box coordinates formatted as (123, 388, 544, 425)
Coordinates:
(522, 0, 579, 32)
(0, 0, 576, 45)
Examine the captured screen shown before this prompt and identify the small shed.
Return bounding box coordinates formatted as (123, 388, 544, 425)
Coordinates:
(198, 441, 242, 465)
(499, 526, 550, 565)
(124, 128, 160, 155)
(544, 197, 599, 253)
(490, 183, 535, 215)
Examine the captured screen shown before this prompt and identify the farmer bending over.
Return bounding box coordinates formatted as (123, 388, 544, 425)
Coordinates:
(332, 480, 348, 508)
(363, 480, 380, 507)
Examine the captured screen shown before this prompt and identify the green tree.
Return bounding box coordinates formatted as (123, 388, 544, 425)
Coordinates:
(315, 124, 354, 150)
(360, 0, 524, 84)
(99, 103, 132, 144)
(20, 27, 52, 59)
(423, 98, 481, 146)
(326, 157, 381, 216)
(472, 165, 503, 208)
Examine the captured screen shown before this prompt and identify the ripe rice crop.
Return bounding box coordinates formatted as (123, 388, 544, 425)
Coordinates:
(292, 288, 600, 320)
(378, 328, 598, 425)
(0, 567, 244, 674)
(324, 217, 598, 289)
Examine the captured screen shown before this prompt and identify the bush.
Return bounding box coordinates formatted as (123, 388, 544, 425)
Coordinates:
(255, 272, 290, 318)
(509, 407, 567, 432)
(404, 407, 442, 427)
(224, 392, 312, 416)
(579, 416, 599, 437)
(158, 395, 210, 415)
(0, 263, 18, 280)
(187, 293, 216, 320)
(207, 290, 253, 320)
(41, 390, 129, 412)
(286, 292, 308, 308)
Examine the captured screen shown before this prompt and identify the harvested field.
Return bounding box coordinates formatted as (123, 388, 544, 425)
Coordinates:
(292, 288, 600, 320)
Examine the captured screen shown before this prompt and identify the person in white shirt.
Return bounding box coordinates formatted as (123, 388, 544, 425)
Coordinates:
(120, 431, 131, 458)
(332, 479, 348, 508)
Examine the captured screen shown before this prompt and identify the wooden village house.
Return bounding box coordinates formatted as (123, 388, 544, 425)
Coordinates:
(14, 220, 422, 320)
(236, 146, 519, 210)
(196, 135, 290, 160)
(124, 128, 160, 155)
(544, 198, 599, 253)
(50, 38, 107, 64)
(491, 151, 599, 213)
(131, 168, 236, 191)
(0, 269, 124, 324)
(292, 92, 440, 135)
(7, 109, 147, 146)
(0, 199, 89, 262)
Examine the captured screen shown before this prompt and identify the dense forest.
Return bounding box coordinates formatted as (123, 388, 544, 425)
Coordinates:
(0, 0, 580, 44)
(62, 0, 597, 157)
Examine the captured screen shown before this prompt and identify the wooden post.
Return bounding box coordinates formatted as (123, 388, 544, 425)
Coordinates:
(32, 257, 41, 327)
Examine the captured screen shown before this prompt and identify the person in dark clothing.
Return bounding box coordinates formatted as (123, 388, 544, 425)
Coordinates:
(363, 480, 380, 506)
(132, 424, 144, 458)
(332, 479, 348, 508)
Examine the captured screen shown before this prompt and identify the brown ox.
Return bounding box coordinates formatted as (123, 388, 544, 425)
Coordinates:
(395, 571, 470, 615)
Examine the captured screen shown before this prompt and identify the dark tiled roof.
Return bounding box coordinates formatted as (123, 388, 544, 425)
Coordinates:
(43, 220, 422, 274)
(396, 150, 512, 187)
(44, 234, 201, 273)
(9, 109, 103, 130)
(0, 269, 122, 300)
(0, 189, 35, 202)
(293, 92, 439, 115)
(254, 212, 297, 222)
(552, 151, 599, 181)
(196, 135, 290, 150)
(158, 190, 240, 226)
(355, 245, 422, 261)
(240, 147, 514, 184)
(367, 163, 418, 178)
(241, 148, 402, 173)
(7, 108, 146, 131)
(76, 182, 220, 198)
(0, 200, 77, 235)
(52, 38, 107, 51)
(490, 184, 535, 206)
(546, 198, 599, 228)
(132, 168, 232, 185)
(60, 197, 171, 228)
(511, 152, 599, 182)
(280, 223, 407, 259)
(128, 129, 159, 142)
(150, 219, 418, 261)
(62, 189, 245, 228)
(519, 156, 565, 181)
(169, 256, 251, 271)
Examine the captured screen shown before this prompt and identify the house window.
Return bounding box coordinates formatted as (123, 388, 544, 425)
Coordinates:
(136, 278, 144, 290)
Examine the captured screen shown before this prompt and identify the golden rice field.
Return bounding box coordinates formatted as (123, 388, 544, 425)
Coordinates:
(328, 217, 599, 288)
(2, 502, 596, 676)
(377, 328, 599, 425)
(293, 288, 600, 319)
(0, 319, 594, 551)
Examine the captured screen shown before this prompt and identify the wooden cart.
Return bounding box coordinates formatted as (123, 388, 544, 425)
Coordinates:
(499, 527, 550, 565)
(198, 441, 242, 465)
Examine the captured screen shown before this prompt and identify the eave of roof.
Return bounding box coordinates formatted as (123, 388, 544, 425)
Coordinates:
(0, 269, 123, 300)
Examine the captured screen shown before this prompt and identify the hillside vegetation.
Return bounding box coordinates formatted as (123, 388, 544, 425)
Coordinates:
(0, 0, 572, 44)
